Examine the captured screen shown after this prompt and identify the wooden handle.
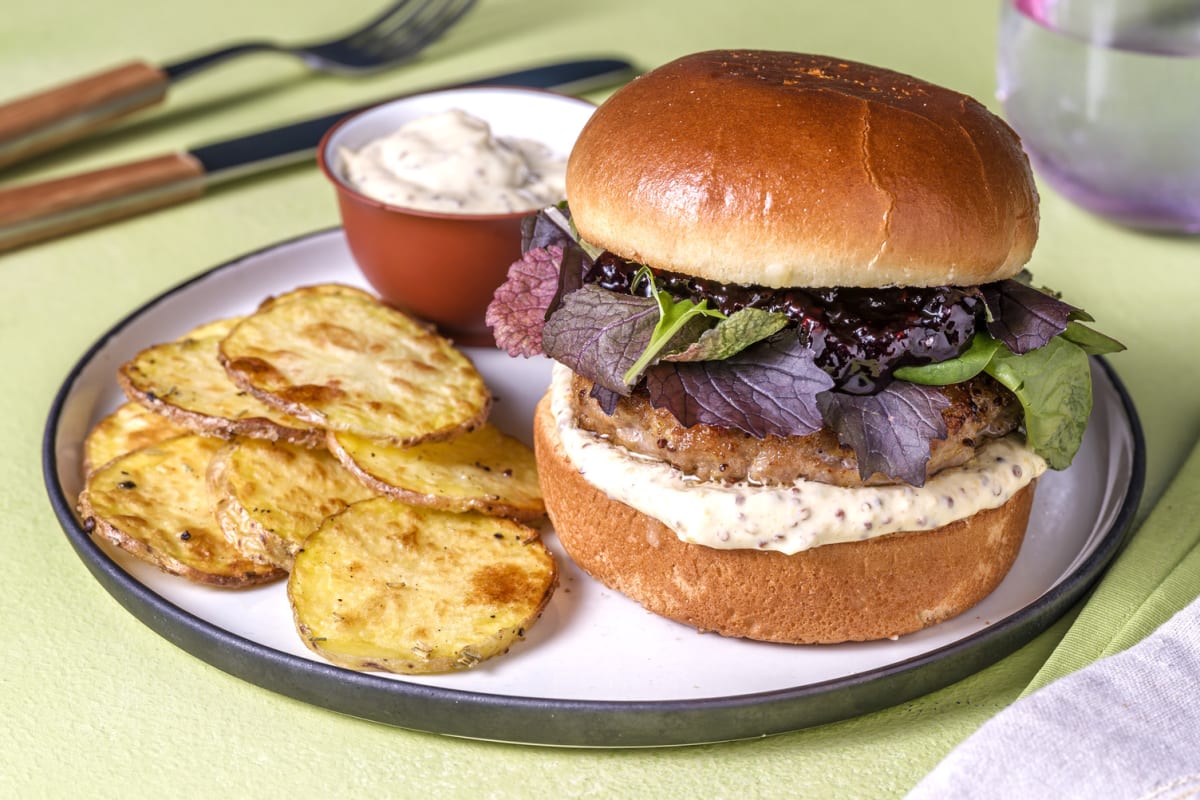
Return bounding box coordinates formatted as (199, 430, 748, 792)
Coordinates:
(0, 60, 169, 168)
(0, 152, 206, 252)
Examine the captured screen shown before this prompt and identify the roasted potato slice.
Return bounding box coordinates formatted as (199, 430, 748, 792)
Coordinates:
(177, 316, 243, 341)
(218, 284, 491, 447)
(119, 331, 322, 446)
(326, 425, 545, 522)
(209, 438, 376, 570)
(78, 434, 283, 587)
(83, 401, 191, 474)
(288, 497, 556, 674)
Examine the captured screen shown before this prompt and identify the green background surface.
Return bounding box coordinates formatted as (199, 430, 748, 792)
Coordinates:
(4, 1, 1198, 797)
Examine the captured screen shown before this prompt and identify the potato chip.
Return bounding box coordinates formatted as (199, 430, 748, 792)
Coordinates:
(218, 284, 491, 446)
(288, 497, 556, 674)
(78, 434, 283, 587)
(209, 438, 376, 570)
(83, 401, 190, 474)
(119, 331, 322, 446)
(327, 425, 544, 522)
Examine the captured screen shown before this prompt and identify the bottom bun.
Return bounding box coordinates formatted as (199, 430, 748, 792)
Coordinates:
(533, 394, 1036, 644)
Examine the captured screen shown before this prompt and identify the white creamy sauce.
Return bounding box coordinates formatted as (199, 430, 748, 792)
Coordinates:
(549, 364, 1047, 555)
(338, 109, 567, 214)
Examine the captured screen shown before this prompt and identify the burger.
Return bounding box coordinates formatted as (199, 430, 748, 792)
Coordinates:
(485, 50, 1122, 643)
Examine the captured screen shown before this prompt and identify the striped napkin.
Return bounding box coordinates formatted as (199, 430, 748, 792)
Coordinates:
(906, 437, 1200, 800)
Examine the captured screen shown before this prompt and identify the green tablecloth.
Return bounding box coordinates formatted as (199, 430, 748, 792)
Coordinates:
(5, 1, 1197, 796)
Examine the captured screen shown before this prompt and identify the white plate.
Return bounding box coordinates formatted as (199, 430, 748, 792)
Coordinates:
(44, 228, 1144, 747)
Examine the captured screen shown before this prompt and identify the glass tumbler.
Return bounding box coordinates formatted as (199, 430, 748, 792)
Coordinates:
(997, 0, 1200, 232)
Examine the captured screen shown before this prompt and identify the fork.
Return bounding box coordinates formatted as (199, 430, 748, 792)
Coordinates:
(0, 0, 477, 169)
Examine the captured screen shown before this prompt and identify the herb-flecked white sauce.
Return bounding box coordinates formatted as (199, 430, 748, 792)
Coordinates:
(549, 365, 1046, 555)
(338, 109, 567, 214)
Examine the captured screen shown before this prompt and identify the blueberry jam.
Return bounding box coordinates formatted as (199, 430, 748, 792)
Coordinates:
(586, 252, 982, 394)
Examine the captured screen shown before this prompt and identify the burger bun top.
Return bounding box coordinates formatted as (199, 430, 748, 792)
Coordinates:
(565, 50, 1039, 289)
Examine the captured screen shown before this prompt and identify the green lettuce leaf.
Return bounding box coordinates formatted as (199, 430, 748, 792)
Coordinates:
(663, 307, 791, 363)
(984, 336, 1092, 470)
(1060, 320, 1126, 356)
(893, 329, 1099, 469)
(621, 269, 726, 385)
(893, 333, 1002, 385)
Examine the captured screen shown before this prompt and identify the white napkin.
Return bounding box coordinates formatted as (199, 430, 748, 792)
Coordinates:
(905, 598, 1200, 800)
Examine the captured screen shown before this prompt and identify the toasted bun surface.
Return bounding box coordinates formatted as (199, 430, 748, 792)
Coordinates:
(534, 395, 1035, 643)
(566, 50, 1038, 289)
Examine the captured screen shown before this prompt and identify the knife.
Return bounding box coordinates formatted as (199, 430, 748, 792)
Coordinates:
(0, 58, 634, 254)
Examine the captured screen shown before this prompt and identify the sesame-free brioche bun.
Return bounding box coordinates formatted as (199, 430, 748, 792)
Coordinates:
(534, 396, 1036, 643)
(566, 50, 1039, 289)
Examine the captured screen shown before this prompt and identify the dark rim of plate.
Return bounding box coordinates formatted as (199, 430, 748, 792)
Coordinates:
(41, 228, 1146, 748)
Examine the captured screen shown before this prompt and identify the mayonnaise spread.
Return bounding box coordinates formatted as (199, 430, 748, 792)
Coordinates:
(338, 109, 567, 214)
(548, 364, 1046, 555)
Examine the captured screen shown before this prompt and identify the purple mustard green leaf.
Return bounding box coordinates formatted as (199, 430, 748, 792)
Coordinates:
(542, 284, 659, 394)
(547, 239, 593, 319)
(520, 204, 575, 253)
(817, 382, 950, 486)
(982, 279, 1077, 354)
(589, 383, 621, 415)
(486, 245, 564, 358)
(643, 332, 834, 438)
